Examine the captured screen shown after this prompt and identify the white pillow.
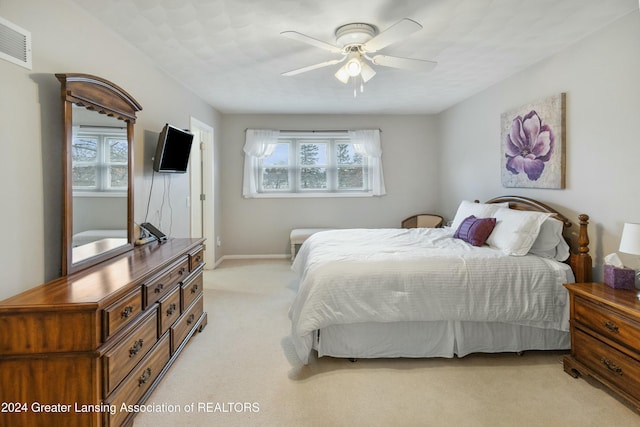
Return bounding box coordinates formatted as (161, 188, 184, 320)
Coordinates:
(451, 200, 505, 231)
(529, 217, 570, 261)
(486, 207, 551, 256)
(553, 239, 571, 261)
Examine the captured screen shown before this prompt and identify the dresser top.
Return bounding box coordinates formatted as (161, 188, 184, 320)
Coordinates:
(0, 238, 204, 310)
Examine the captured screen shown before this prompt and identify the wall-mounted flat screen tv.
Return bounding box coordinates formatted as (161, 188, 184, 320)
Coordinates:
(153, 124, 194, 173)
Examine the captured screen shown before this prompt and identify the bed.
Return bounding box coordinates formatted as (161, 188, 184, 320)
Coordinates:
(72, 229, 127, 247)
(289, 196, 592, 364)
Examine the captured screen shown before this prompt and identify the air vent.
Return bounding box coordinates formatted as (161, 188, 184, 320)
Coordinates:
(0, 16, 31, 70)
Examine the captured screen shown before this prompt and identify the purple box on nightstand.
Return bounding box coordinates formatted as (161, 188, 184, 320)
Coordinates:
(603, 265, 636, 289)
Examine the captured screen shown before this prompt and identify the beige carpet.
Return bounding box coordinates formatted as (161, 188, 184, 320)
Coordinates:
(134, 259, 639, 427)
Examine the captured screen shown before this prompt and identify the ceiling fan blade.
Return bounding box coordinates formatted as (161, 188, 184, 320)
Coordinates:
(281, 31, 343, 54)
(362, 18, 423, 53)
(371, 55, 437, 72)
(282, 58, 345, 76)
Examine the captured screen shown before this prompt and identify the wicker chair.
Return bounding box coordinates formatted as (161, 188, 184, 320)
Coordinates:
(401, 214, 444, 229)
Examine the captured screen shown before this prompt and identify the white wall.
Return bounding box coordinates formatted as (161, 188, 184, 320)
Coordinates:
(220, 114, 440, 256)
(0, 0, 222, 300)
(437, 11, 640, 278)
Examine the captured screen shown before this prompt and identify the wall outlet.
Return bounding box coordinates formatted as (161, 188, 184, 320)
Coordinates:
(216, 236, 222, 247)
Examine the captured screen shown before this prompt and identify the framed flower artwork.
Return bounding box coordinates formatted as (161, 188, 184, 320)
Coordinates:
(500, 93, 566, 189)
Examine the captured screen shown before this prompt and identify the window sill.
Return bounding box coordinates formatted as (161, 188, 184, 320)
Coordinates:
(73, 191, 127, 198)
(245, 192, 376, 199)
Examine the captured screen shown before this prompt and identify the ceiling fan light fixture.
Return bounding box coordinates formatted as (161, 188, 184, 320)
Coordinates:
(282, 18, 436, 95)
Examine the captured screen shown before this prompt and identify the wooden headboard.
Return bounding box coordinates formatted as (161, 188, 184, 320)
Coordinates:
(482, 196, 593, 283)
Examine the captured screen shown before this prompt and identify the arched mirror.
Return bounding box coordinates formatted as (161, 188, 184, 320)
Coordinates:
(56, 74, 142, 275)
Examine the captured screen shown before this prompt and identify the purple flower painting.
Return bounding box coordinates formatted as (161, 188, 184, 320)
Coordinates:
(500, 94, 565, 189)
(504, 111, 554, 181)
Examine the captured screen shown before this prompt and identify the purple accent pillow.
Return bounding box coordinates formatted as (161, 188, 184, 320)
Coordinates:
(453, 215, 497, 247)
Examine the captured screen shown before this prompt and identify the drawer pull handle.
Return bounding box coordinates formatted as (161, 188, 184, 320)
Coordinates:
(195, 255, 202, 263)
(167, 303, 177, 316)
(138, 367, 152, 386)
(129, 339, 144, 357)
(178, 267, 186, 276)
(187, 313, 195, 325)
(600, 357, 623, 376)
(121, 306, 134, 319)
(154, 283, 164, 294)
(191, 284, 199, 294)
(603, 321, 619, 333)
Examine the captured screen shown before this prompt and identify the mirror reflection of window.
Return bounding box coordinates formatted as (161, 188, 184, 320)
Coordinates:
(72, 126, 127, 193)
(108, 137, 128, 189)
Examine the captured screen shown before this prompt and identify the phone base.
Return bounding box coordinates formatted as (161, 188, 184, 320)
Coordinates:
(135, 236, 157, 246)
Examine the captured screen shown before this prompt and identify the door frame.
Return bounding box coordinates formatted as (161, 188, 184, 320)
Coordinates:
(189, 117, 215, 267)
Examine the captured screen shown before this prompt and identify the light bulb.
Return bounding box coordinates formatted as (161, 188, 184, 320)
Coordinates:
(346, 58, 361, 77)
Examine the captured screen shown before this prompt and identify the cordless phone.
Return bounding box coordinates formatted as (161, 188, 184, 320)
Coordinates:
(140, 222, 168, 242)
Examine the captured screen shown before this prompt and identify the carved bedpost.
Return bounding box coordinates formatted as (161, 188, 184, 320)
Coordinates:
(570, 214, 593, 283)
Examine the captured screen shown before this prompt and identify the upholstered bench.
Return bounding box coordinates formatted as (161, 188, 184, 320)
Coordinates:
(290, 228, 333, 260)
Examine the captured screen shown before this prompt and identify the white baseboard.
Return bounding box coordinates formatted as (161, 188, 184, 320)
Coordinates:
(209, 254, 289, 269)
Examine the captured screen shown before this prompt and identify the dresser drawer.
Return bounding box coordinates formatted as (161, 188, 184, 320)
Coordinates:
(181, 269, 203, 312)
(172, 294, 204, 354)
(103, 309, 158, 396)
(189, 246, 204, 271)
(103, 288, 143, 340)
(143, 257, 189, 308)
(574, 295, 640, 350)
(158, 286, 181, 335)
(105, 333, 171, 427)
(573, 328, 640, 400)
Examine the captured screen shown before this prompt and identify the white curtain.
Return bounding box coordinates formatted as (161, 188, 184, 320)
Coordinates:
(349, 129, 386, 196)
(242, 129, 280, 197)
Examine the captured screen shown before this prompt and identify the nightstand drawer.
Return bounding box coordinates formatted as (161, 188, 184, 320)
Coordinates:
(574, 328, 640, 400)
(574, 295, 640, 350)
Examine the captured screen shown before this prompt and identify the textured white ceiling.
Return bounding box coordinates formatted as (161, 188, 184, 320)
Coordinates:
(71, 0, 636, 114)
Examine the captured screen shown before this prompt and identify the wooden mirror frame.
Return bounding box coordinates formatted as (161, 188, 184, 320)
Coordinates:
(56, 73, 142, 275)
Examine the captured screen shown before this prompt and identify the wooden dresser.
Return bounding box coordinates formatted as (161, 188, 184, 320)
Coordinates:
(564, 282, 640, 412)
(0, 238, 207, 427)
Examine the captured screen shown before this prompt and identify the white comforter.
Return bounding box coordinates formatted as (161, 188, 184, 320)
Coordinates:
(289, 228, 574, 364)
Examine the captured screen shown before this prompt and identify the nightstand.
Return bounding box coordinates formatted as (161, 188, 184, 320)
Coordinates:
(564, 282, 640, 412)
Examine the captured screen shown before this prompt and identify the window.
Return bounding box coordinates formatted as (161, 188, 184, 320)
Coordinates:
(260, 138, 367, 193)
(243, 130, 385, 198)
(72, 128, 128, 194)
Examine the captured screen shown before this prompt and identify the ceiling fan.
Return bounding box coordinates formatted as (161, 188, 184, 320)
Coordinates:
(281, 18, 437, 96)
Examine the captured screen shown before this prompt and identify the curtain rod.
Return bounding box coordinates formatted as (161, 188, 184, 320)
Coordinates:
(244, 128, 381, 133)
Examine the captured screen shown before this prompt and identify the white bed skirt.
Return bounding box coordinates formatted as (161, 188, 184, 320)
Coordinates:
(314, 321, 570, 359)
